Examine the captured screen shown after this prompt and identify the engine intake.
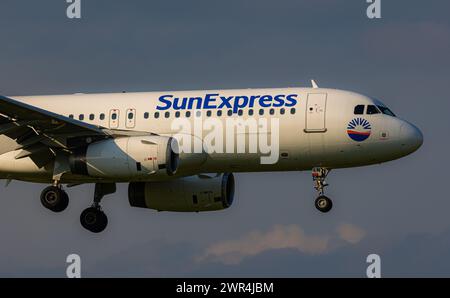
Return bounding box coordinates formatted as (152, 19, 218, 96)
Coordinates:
(128, 173, 235, 212)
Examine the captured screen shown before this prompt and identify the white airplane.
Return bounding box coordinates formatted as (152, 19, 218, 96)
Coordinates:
(0, 82, 422, 232)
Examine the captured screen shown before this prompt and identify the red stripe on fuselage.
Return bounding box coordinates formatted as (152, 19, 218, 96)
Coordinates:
(347, 130, 370, 136)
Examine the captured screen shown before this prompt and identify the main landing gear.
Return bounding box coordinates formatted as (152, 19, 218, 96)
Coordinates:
(80, 183, 116, 233)
(40, 184, 69, 212)
(312, 167, 333, 213)
(40, 182, 116, 233)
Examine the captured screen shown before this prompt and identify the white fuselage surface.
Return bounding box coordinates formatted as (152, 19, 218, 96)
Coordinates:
(0, 87, 422, 183)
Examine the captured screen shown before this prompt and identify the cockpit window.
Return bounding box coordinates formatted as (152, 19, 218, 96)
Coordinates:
(354, 105, 364, 115)
(377, 105, 396, 117)
(367, 105, 380, 115)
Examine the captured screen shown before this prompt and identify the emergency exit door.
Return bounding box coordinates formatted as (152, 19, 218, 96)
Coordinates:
(305, 93, 327, 132)
(126, 108, 136, 128)
(109, 109, 120, 129)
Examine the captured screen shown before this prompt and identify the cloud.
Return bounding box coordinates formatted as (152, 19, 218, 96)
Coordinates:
(337, 223, 366, 244)
(88, 228, 450, 277)
(198, 223, 368, 265)
(197, 224, 330, 265)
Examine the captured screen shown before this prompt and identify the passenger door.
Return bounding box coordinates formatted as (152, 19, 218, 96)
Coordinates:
(305, 93, 327, 132)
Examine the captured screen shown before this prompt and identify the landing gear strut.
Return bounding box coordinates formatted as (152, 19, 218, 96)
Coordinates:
(80, 183, 116, 233)
(312, 167, 333, 213)
(40, 183, 69, 212)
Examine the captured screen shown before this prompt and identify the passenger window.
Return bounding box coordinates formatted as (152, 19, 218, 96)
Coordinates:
(259, 109, 264, 116)
(100, 113, 105, 120)
(227, 110, 233, 116)
(128, 112, 134, 119)
(367, 105, 380, 115)
(238, 110, 243, 116)
(248, 109, 254, 116)
(185, 111, 191, 118)
(290, 108, 296, 114)
(154, 112, 160, 119)
(79, 114, 84, 120)
(175, 111, 180, 118)
(165, 112, 170, 118)
(144, 112, 149, 119)
(69, 114, 74, 119)
(111, 113, 117, 120)
(89, 114, 95, 120)
(269, 108, 275, 115)
(196, 111, 201, 117)
(280, 108, 285, 115)
(206, 110, 212, 117)
(354, 105, 364, 115)
(216, 110, 222, 117)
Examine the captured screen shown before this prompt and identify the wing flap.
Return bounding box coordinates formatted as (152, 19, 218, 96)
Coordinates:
(15, 143, 49, 159)
(0, 94, 113, 169)
(0, 95, 108, 138)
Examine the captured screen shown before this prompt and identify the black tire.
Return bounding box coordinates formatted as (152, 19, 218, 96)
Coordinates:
(80, 207, 108, 233)
(40, 186, 69, 212)
(315, 195, 333, 213)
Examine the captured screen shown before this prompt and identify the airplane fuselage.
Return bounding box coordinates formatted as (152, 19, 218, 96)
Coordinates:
(0, 87, 423, 183)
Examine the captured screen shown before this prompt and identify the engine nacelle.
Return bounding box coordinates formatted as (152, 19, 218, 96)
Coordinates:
(128, 173, 235, 212)
(69, 136, 179, 179)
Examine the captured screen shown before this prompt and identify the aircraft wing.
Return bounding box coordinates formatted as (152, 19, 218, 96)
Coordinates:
(0, 95, 117, 167)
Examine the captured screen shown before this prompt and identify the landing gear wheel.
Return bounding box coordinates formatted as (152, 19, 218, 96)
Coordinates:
(311, 167, 333, 213)
(80, 207, 108, 233)
(40, 186, 69, 212)
(79, 183, 115, 233)
(315, 195, 333, 213)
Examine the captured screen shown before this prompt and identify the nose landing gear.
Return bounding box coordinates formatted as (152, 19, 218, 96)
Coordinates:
(312, 167, 333, 213)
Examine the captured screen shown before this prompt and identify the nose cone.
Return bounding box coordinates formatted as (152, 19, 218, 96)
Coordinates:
(400, 122, 423, 154)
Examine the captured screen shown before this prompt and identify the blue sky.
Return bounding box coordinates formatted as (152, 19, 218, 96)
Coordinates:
(0, 0, 449, 277)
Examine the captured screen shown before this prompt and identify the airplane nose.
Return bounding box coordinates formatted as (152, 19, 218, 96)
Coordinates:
(400, 122, 423, 154)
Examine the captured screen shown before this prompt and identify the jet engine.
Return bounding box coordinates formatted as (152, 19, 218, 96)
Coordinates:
(69, 136, 179, 179)
(128, 173, 235, 212)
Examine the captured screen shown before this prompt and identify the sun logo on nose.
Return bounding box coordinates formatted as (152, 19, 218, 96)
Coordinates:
(347, 118, 371, 142)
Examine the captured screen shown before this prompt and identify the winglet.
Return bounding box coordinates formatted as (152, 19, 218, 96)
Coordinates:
(311, 79, 319, 89)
